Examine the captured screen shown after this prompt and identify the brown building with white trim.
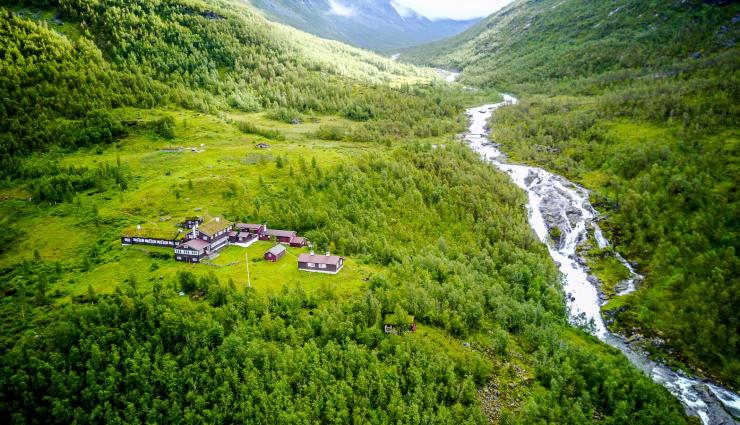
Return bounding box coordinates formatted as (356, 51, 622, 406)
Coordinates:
(298, 252, 344, 274)
(175, 239, 211, 263)
(192, 217, 233, 252)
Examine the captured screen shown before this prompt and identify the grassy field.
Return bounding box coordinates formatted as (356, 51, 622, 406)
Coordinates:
(0, 107, 388, 303)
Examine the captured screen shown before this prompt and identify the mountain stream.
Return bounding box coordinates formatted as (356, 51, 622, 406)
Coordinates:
(465, 98, 740, 424)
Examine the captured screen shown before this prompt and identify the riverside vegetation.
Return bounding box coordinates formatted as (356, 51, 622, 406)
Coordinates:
(0, 0, 695, 423)
(404, 0, 739, 389)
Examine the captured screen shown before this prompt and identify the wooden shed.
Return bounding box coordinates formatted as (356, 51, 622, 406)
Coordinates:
(264, 244, 286, 262)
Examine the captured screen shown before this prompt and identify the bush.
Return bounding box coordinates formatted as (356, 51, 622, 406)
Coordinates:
(154, 116, 176, 139)
(234, 121, 285, 140)
(314, 125, 346, 141)
(266, 108, 302, 124)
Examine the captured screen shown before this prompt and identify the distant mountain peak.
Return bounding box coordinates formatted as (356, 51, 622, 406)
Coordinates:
(389, 1, 421, 20)
(249, 0, 479, 51)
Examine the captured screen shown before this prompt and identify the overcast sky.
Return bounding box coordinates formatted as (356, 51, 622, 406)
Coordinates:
(390, 0, 514, 21)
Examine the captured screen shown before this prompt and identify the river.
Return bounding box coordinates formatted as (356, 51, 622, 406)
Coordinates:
(464, 98, 740, 424)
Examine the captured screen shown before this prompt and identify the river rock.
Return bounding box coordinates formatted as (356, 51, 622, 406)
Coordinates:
(648, 337, 666, 348)
(687, 383, 740, 424)
(614, 278, 636, 294)
(524, 170, 539, 187)
(540, 196, 570, 229)
(565, 205, 582, 227)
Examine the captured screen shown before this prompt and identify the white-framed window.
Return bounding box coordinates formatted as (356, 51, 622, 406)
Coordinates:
(307, 263, 315, 267)
(318, 264, 327, 269)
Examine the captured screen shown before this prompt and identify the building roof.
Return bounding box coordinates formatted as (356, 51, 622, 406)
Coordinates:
(267, 229, 297, 238)
(198, 218, 232, 236)
(123, 225, 185, 240)
(298, 253, 343, 266)
(179, 239, 210, 250)
(290, 236, 306, 243)
(238, 232, 252, 238)
(266, 245, 286, 256)
(236, 223, 265, 231)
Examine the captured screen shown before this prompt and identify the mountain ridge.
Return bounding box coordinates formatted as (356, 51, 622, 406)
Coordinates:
(248, 0, 479, 51)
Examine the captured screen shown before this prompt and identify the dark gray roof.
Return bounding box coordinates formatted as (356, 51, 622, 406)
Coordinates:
(179, 239, 210, 250)
(298, 253, 342, 266)
(267, 229, 296, 238)
(266, 245, 286, 256)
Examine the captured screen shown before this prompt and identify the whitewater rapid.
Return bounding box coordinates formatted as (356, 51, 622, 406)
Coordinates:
(465, 98, 740, 424)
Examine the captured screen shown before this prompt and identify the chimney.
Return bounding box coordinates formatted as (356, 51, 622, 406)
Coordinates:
(215, 217, 220, 222)
(310, 249, 314, 256)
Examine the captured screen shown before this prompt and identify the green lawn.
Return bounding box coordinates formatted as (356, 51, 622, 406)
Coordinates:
(199, 242, 375, 295)
(1, 106, 385, 303)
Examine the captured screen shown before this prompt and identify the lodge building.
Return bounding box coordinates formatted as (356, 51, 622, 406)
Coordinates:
(175, 239, 211, 263)
(122, 217, 336, 271)
(191, 217, 233, 252)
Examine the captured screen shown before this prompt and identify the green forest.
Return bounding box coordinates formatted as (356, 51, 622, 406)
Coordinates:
(0, 142, 688, 423)
(405, 0, 739, 388)
(0, 0, 727, 423)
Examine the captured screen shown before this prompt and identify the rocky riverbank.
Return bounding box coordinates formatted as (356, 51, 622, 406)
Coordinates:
(463, 98, 740, 424)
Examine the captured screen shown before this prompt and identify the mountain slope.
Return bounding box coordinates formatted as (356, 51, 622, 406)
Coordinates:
(406, 0, 740, 388)
(404, 0, 738, 89)
(1, 0, 459, 163)
(249, 0, 478, 51)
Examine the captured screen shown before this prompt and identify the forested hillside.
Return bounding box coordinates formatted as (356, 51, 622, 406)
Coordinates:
(406, 0, 740, 388)
(0, 0, 693, 422)
(0, 0, 453, 165)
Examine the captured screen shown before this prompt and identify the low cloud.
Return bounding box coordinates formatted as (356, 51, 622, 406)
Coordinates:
(328, 0, 356, 18)
(390, 0, 513, 21)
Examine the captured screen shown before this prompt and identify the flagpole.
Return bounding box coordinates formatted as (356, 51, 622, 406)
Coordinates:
(246, 252, 251, 288)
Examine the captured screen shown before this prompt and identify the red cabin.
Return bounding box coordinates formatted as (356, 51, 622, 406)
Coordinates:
(267, 229, 297, 243)
(264, 244, 286, 262)
(289, 236, 307, 247)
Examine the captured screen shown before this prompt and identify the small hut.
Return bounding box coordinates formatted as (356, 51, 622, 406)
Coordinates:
(264, 245, 286, 262)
